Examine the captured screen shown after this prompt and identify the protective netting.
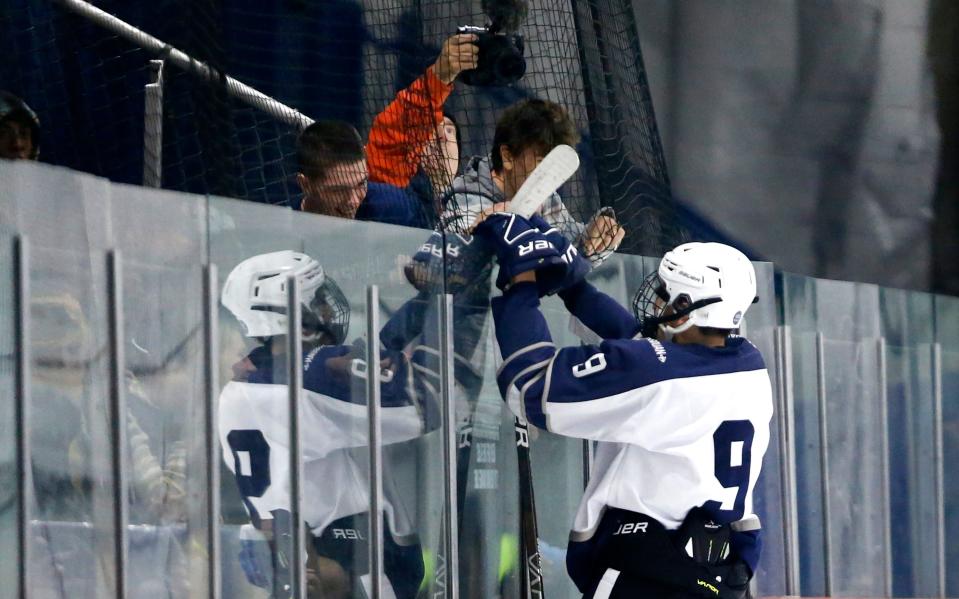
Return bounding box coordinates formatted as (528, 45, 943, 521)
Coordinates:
(1, 0, 685, 253)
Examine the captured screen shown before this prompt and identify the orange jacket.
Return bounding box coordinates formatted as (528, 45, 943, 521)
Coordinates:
(367, 66, 453, 188)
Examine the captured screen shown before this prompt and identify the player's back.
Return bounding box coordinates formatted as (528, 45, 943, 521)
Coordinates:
(561, 335, 773, 539)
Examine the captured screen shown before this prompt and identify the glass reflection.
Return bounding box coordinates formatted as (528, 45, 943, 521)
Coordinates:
(218, 250, 436, 598)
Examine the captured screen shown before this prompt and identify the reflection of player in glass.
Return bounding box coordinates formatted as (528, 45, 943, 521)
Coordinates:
(219, 251, 428, 598)
(474, 222, 772, 598)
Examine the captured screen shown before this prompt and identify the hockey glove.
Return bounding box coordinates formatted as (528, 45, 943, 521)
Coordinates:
(528, 214, 591, 294)
(577, 206, 625, 267)
(472, 212, 568, 293)
(405, 228, 489, 295)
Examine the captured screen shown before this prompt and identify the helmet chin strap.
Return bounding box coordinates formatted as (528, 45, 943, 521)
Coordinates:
(661, 317, 695, 341)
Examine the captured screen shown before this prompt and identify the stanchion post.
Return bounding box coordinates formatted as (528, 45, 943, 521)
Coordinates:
(107, 250, 128, 599)
(286, 274, 305, 598)
(14, 237, 32, 599)
(366, 286, 384, 599)
(439, 293, 459, 599)
(204, 264, 221, 599)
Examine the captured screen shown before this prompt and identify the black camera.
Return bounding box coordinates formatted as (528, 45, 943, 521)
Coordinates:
(456, 25, 526, 87)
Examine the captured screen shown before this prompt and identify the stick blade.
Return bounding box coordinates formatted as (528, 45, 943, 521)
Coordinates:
(509, 144, 580, 219)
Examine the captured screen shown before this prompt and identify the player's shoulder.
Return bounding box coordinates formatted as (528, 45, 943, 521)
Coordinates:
(303, 344, 349, 367)
(218, 378, 282, 413)
(603, 335, 766, 382)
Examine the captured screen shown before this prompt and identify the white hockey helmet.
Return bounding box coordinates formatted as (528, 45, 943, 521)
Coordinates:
(221, 250, 349, 344)
(632, 242, 757, 337)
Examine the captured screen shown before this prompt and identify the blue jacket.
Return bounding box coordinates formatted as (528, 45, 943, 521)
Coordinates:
(293, 182, 430, 229)
(355, 182, 431, 228)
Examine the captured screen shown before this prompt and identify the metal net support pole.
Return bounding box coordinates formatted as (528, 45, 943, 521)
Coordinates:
(143, 59, 164, 188)
(57, 0, 314, 130)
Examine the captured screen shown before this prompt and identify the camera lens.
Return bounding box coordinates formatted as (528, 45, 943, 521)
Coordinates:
(458, 31, 526, 86)
(486, 36, 526, 84)
(495, 52, 526, 80)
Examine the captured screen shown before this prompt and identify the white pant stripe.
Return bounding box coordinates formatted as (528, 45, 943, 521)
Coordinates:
(593, 567, 621, 599)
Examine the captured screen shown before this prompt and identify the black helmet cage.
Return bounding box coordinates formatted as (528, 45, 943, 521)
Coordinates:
(631, 271, 722, 338)
(302, 277, 350, 346)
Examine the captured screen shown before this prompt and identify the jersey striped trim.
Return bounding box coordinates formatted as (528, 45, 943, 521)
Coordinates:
(518, 370, 548, 427)
(593, 568, 621, 599)
(497, 340, 556, 378)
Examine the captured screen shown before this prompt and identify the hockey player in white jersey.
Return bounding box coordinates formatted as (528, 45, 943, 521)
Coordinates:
(219, 251, 429, 598)
(472, 213, 772, 599)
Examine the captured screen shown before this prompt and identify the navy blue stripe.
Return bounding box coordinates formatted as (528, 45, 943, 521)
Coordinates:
(546, 336, 766, 404)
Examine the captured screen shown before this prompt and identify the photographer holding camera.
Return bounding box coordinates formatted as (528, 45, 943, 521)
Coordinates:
(363, 0, 529, 224)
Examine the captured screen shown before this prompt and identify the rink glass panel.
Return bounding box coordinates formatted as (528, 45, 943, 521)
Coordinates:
(29, 245, 117, 598)
(114, 182, 211, 596)
(209, 196, 442, 598)
(3, 161, 959, 597)
(2, 163, 122, 597)
(885, 343, 939, 597)
(296, 211, 442, 599)
(208, 195, 292, 597)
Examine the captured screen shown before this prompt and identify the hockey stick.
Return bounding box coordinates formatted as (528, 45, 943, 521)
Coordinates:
(516, 418, 545, 599)
(508, 144, 580, 219)
(510, 144, 579, 599)
(437, 144, 577, 598)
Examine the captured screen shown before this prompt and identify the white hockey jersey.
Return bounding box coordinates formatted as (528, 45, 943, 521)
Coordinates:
(218, 344, 425, 540)
(491, 282, 773, 571)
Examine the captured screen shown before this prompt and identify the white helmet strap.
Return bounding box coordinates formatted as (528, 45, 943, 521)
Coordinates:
(662, 317, 695, 337)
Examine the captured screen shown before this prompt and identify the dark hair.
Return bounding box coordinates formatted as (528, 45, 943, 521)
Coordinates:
(490, 98, 578, 171)
(297, 120, 365, 180)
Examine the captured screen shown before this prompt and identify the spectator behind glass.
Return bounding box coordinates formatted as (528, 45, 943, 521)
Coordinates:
(296, 34, 477, 228)
(296, 120, 430, 228)
(321, 33, 475, 228)
(366, 33, 475, 194)
(0, 91, 40, 161)
(410, 113, 461, 218)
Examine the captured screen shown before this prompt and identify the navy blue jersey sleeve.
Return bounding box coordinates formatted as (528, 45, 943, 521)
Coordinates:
(302, 345, 416, 408)
(558, 280, 641, 339)
(492, 284, 766, 439)
(492, 283, 667, 432)
(379, 291, 430, 351)
(491, 282, 557, 424)
(731, 529, 761, 575)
